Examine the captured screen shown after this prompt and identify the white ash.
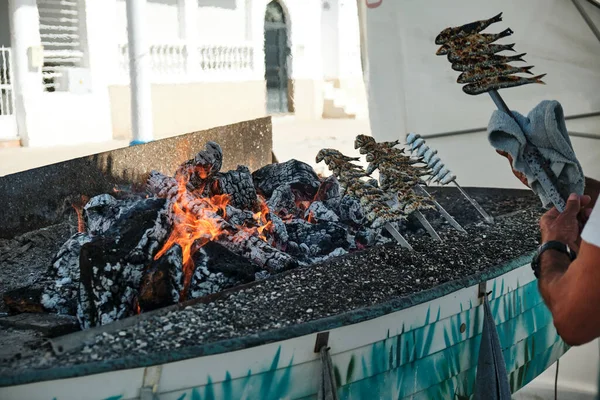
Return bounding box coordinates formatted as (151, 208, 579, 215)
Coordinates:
(41, 233, 92, 314)
(188, 248, 241, 299)
(304, 201, 339, 223)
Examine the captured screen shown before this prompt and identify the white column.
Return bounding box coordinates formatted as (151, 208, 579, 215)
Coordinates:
(8, 0, 42, 145)
(126, 0, 153, 144)
(178, 0, 198, 77)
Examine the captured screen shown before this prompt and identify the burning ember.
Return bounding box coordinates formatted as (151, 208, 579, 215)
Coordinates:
(21, 137, 482, 330)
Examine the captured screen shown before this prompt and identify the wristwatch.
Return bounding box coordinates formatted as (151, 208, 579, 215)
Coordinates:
(531, 241, 577, 279)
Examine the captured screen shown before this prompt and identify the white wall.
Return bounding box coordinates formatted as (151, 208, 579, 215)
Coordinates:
(363, 0, 600, 141)
(0, 0, 10, 47)
(197, 0, 247, 42)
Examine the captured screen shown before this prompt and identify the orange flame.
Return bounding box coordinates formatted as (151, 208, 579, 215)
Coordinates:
(71, 195, 89, 233)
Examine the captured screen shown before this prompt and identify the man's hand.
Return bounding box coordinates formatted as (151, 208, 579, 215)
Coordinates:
(540, 193, 591, 252)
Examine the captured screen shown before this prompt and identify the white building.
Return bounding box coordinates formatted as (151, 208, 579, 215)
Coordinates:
(0, 0, 366, 147)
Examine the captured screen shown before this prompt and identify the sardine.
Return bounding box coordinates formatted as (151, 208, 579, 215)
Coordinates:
(435, 28, 513, 55)
(451, 53, 527, 72)
(423, 149, 438, 164)
(435, 13, 503, 45)
(462, 74, 546, 95)
(447, 43, 516, 63)
(411, 138, 425, 150)
(457, 64, 534, 84)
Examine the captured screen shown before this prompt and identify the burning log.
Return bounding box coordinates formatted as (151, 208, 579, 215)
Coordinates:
(3, 286, 45, 314)
(210, 165, 258, 210)
(77, 198, 166, 328)
(252, 159, 321, 198)
(217, 231, 298, 274)
(137, 245, 183, 312)
(267, 184, 301, 218)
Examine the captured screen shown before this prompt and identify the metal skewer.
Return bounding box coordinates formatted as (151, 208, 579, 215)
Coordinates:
(413, 185, 468, 232)
(452, 182, 495, 224)
(487, 90, 567, 212)
(413, 210, 442, 241)
(384, 222, 414, 251)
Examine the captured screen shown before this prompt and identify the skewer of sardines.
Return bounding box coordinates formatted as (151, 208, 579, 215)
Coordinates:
(316, 149, 414, 250)
(406, 133, 494, 224)
(355, 135, 466, 234)
(354, 135, 444, 241)
(434, 13, 567, 211)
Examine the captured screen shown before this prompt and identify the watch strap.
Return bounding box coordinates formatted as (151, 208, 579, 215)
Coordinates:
(531, 241, 576, 279)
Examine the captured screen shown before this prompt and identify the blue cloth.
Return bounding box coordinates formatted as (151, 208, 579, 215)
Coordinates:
(473, 296, 511, 400)
(487, 100, 584, 207)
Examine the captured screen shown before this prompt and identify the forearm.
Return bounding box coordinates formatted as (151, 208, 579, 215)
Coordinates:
(537, 250, 571, 312)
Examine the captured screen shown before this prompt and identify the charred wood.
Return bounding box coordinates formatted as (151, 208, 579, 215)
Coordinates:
(77, 198, 166, 328)
(267, 184, 300, 218)
(252, 160, 321, 198)
(304, 201, 339, 224)
(285, 220, 350, 256)
(3, 286, 45, 314)
(41, 232, 91, 315)
(137, 245, 183, 312)
(175, 141, 223, 189)
(217, 231, 298, 273)
(210, 166, 258, 210)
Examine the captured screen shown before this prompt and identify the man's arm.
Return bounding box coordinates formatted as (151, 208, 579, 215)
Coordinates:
(538, 240, 600, 346)
(537, 193, 600, 346)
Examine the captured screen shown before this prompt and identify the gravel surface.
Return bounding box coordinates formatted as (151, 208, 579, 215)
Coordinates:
(0, 188, 543, 377)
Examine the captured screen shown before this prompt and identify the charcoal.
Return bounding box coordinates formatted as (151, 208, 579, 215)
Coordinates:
(338, 196, 365, 225)
(354, 226, 379, 248)
(77, 198, 166, 328)
(285, 220, 350, 256)
(41, 233, 92, 315)
(210, 166, 258, 210)
(194, 242, 259, 282)
(304, 201, 339, 223)
(269, 214, 289, 249)
(0, 313, 79, 337)
(314, 175, 342, 211)
(217, 231, 298, 273)
(309, 247, 349, 264)
(225, 205, 254, 227)
(188, 242, 255, 299)
(83, 194, 119, 235)
(137, 245, 183, 312)
(266, 184, 300, 217)
(252, 159, 321, 198)
(3, 285, 45, 314)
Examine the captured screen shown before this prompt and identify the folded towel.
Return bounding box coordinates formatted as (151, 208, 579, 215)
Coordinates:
(473, 296, 511, 400)
(487, 100, 584, 207)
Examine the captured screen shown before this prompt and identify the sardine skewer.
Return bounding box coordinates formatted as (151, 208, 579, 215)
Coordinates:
(436, 28, 514, 55)
(457, 65, 534, 84)
(488, 90, 567, 211)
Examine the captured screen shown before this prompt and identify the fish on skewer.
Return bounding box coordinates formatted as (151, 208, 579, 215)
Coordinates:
(435, 12, 503, 44)
(435, 28, 514, 55)
(447, 43, 516, 63)
(451, 53, 527, 71)
(457, 64, 534, 84)
(462, 74, 546, 95)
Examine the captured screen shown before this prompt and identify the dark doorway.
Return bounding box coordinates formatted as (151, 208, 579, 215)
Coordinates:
(264, 1, 290, 114)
